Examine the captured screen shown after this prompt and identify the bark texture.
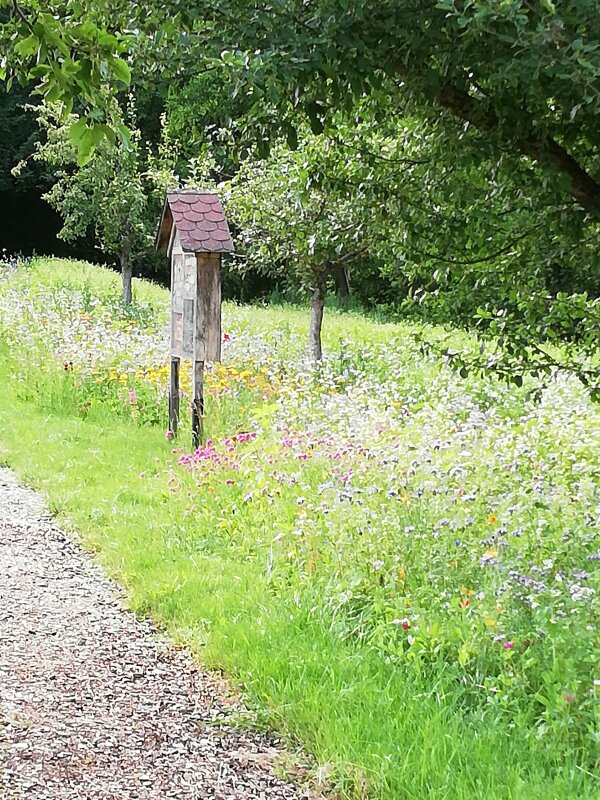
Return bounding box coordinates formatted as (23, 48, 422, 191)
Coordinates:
(121, 259, 133, 305)
(309, 284, 325, 362)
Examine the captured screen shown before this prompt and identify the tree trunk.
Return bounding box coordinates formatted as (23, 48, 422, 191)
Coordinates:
(334, 265, 350, 304)
(309, 284, 325, 362)
(120, 221, 133, 305)
(121, 257, 133, 305)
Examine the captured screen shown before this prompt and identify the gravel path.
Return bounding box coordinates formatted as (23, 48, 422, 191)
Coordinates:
(0, 469, 311, 800)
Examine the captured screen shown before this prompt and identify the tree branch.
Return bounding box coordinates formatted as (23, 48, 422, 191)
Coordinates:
(11, 0, 34, 32)
(437, 84, 600, 215)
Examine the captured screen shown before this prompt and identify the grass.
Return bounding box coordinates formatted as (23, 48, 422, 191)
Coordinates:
(0, 257, 598, 800)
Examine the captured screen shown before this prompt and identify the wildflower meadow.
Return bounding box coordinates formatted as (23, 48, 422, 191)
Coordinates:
(0, 258, 598, 800)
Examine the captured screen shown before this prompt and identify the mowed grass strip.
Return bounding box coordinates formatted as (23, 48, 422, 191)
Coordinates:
(0, 259, 598, 800)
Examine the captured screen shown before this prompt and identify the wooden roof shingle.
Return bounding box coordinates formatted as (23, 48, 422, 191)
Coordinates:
(155, 190, 234, 254)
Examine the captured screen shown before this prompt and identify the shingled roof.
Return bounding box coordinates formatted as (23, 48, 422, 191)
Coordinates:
(155, 190, 234, 254)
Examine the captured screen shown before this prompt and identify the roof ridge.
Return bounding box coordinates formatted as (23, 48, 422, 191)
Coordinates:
(167, 188, 217, 195)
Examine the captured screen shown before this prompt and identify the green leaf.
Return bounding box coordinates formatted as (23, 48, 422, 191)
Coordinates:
(44, 82, 62, 103)
(68, 118, 87, 146)
(115, 122, 131, 147)
(98, 32, 120, 51)
(112, 58, 131, 85)
(97, 124, 116, 146)
(90, 124, 106, 146)
(14, 35, 40, 58)
(77, 129, 96, 166)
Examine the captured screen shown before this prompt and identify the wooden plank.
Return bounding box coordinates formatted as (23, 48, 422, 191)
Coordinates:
(191, 360, 204, 448)
(170, 248, 185, 358)
(168, 357, 180, 436)
(182, 298, 194, 358)
(195, 253, 222, 362)
(171, 311, 183, 357)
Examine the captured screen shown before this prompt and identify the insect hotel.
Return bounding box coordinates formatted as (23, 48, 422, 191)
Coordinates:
(155, 189, 234, 445)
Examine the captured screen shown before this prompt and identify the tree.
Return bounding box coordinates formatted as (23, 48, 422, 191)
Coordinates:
(193, 0, 600, 216)
(154, 0, 600, 388)
(2, 0, 599, 390)
(225, 130, 389, 361)
(4, 1, 600, 210)
(24, 106, 159, 302)
(0, 0, 137, 164)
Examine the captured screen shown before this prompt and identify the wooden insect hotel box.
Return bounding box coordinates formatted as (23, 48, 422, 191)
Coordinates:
(155, 189, 234, 444)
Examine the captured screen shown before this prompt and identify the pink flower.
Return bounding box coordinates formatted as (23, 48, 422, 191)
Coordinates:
(503, 641, 514, 650)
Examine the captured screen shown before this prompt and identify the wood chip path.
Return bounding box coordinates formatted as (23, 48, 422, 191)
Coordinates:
(0, 469, 311, 799)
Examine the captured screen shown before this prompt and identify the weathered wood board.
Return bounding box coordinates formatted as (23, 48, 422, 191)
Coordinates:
(169, 232, 221, 362)
(194, 252, 221, 362)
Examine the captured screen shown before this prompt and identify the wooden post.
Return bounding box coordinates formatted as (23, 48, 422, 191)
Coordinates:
(191, 360, 204, 448)
(168, 356, 180, 436)
(191, 252, 221, 447)
(195, 253, 222, 362)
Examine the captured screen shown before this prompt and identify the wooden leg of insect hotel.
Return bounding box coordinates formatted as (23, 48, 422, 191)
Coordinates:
(192, 360, 204, 448)
(168, 356, 180, 436)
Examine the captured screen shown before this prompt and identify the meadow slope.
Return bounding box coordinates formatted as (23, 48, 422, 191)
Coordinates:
(0, 258, 598, 800)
